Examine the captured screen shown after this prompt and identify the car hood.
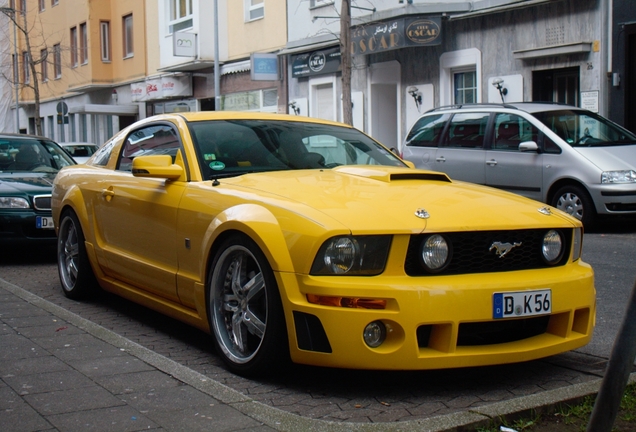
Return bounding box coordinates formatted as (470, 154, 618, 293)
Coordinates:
(221, 166, 576, 233)
(575, 145, 636, 171)
(0, 172, 56, 195)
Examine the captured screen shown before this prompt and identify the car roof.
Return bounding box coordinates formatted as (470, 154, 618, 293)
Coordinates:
(60, 142, 98, 146)
(0, 133, 55, 141)
(425, 102, 584, 115)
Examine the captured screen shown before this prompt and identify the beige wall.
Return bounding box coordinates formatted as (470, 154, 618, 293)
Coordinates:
(226, 0, 287, 61)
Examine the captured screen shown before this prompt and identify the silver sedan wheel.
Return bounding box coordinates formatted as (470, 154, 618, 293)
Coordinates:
(555, 191, 584, 220)
(210, 244, 268, 365)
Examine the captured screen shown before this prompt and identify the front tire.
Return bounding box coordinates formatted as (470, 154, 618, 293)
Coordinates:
(208, 234, 288, 377)
(57, 210, 98, 300)
(551, 184, 596, 228)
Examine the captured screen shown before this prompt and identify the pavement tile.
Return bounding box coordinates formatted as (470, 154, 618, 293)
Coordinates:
(0, 400, 54, 432)
(47, 340, 129, 361)
(4, 369, 96, 395)
(94, 370, 182, 395)
(144, 403, 265, 432)
(72, 355, 155, 377)
(12, 321, 84, 338)
(0, 385, 22, 409)
(0, 354, 69, 377)
(121, 385, 219, 411)
(0, 334, 49, 361)
(0, 322, 15, 335)
(0, 301, 51, 318)
(23, 385, 126, 415)
(47, 405, 159, 432)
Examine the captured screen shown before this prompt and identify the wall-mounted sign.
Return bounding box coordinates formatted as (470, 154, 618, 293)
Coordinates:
(131, 75, 193, 102)
(580, 90, 599, 113)
(251, 53, 278, 81)
(173, 32, 196, 57)
(351, 16, 441, 56)
(291, 46, 341, 78)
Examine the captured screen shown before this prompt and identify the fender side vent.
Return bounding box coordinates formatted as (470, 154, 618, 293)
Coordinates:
(293, 311, 332, 353)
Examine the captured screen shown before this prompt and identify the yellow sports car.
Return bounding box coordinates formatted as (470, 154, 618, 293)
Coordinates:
(52, 112, 595, 376)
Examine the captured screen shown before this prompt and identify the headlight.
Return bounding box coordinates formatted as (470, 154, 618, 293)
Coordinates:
(601, 170, 636, 183)
(0, 197, 30, 209)
(572, 227, 583, 261)
(420, 234, 451, 272)
(542, 230, 564, 264)
(311, 235, 391, 275)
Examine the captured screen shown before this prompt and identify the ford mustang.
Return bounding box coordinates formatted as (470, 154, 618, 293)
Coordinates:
(51, 112, 595, 376)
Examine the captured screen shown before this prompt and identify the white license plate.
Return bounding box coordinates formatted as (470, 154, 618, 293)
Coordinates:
(36, 216, 54, 229)
(493, 289, 551, 319)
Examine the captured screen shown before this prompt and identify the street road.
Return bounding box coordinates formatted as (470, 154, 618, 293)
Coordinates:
(1, 219, 635, 424)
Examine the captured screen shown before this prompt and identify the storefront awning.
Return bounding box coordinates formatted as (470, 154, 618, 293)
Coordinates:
(513, 41, 593, 60)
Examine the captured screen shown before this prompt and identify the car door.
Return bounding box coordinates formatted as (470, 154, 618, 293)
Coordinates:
(432, 112, 489, 184)
(93, 123, 186, 302)
(485, 113, 544, 202)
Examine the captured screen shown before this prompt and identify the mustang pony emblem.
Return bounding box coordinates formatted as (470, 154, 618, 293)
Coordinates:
(489, 241, 522, 258)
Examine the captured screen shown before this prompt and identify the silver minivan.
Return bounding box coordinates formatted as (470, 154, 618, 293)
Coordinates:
(401, 103, 636, 227)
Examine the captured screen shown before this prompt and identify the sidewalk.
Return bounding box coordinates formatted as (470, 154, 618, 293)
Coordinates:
(0, 278, 622, 432)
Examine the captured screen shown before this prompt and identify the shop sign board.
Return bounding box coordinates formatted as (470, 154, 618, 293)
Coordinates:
(351, 16, 442, 56)
(291, 47, 341, 78)
(251, 53, 278, 81)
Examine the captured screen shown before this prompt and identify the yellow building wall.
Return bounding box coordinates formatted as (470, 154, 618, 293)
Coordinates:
(226, 0, 287, 61)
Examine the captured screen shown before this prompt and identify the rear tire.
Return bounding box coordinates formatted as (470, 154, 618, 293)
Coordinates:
(551, 184, 596, 228)
(57, 210, 98, 300)
(208, 234, 289, 377)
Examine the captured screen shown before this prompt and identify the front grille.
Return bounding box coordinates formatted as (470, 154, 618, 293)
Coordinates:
(33, 195, 52, 211)
(457, 316, 550, 346)
(405, 229, 572, 276)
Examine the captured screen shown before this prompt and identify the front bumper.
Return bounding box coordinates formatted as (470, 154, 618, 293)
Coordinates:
(278, 261, 595, 370)
(0, 210, 57, 245)
(590, 183, 636, 214)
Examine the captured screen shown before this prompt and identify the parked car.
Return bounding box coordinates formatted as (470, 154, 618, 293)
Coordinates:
(59, 142, 99, 163)
(0, 133, 76, 246)
(52, 112, 595, 376)
(401, 103, 636, 227)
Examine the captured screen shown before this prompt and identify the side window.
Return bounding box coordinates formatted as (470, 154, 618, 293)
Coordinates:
(542, 133, 562, 154)
(442, 113, 489, 149)
(117, 124, 181, 172)
(493, 114, 539, 150)
(405, 114, 449, 148)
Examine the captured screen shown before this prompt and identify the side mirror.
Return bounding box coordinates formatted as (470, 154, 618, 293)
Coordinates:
(132, 155, 183, 180)
(519, 141, 539, 153)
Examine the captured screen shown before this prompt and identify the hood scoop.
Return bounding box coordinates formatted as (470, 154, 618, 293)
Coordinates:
(333, 166, 451, 183)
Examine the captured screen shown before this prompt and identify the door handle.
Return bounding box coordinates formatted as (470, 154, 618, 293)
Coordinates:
(435, 156, 446, 162)
(101, 188, 115, 202)
(486, 159, 498, 166)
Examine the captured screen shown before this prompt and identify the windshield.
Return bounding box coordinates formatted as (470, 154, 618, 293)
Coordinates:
(533, 109, 636, 147)
(0, 138, 76, 173)
(188, 119, 405, 179)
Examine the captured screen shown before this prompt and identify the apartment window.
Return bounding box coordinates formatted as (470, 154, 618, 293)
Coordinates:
(22, 51, 29, 84)
(51, 0, 58, 5)
(309, 0, 333, 7)
(100, 21, 111, 61)
(80, 23, 88, 64)
(40, 48, 47, 81)
(70, 26, 78, 67)
(38, 0, 45, 12)
(169, 0, 193, 33)
(123, 14, 133, 58)
(245, 0, 264, 21)
(12, 54, 17, 83)
(453, 70, 477, 104)
(53, 44, 61, 78)
(19, 0, 25, 13)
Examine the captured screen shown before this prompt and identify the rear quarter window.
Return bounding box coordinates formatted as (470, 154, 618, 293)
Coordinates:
(405, 114, 449, 147)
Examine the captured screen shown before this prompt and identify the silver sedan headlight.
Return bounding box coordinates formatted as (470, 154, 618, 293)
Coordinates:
(311, 235, 391, 275)
(601, 170, 636, 183)
(0, 197, 30, 209)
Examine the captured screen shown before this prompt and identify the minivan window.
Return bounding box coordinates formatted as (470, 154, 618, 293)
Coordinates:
(493, 113, 539, 151)
(442, 112, 489, 149)
(405, 114, 449, 147)
(533, 109, 636, 147)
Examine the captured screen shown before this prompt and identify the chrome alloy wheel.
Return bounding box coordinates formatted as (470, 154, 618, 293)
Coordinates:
(58, 215, 80, 291)
(211, 244, 268, 365)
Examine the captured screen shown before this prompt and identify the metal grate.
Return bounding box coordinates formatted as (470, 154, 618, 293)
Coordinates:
(33, 195, 52, 211)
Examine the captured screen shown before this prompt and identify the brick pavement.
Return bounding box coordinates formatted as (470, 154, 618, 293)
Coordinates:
(0, 251, 619, 430)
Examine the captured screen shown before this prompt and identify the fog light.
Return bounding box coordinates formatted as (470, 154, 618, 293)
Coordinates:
(363, 321, 386, 348)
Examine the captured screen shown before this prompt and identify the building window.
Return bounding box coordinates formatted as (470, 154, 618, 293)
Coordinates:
(245, 0, 264, 22)
(22, 51, 29, 84)
(100, 21, 111, 61)
(40, 48, 47, 81)
(48, 115, 55, 139)
(309, 0, 333, 7)
(70, 26, 78, 67)
(123, 14, 133, 58)
(453, 70, 477, 104)
(169, 0, 193, 33)
(12, 54, 17, 84)
(19, 0, 25, 13)
(51, 0, 58, 5)
(53, 44, 61, 78)
(38, 0, 45, 12)
(80, 23, 88, 64)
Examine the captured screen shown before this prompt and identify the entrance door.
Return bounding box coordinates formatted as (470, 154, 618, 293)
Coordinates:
(532, 67, 579, 105)
(369, 61, 400, 151)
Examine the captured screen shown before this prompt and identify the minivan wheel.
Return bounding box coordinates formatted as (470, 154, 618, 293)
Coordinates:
(551, 185, 596, 228)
